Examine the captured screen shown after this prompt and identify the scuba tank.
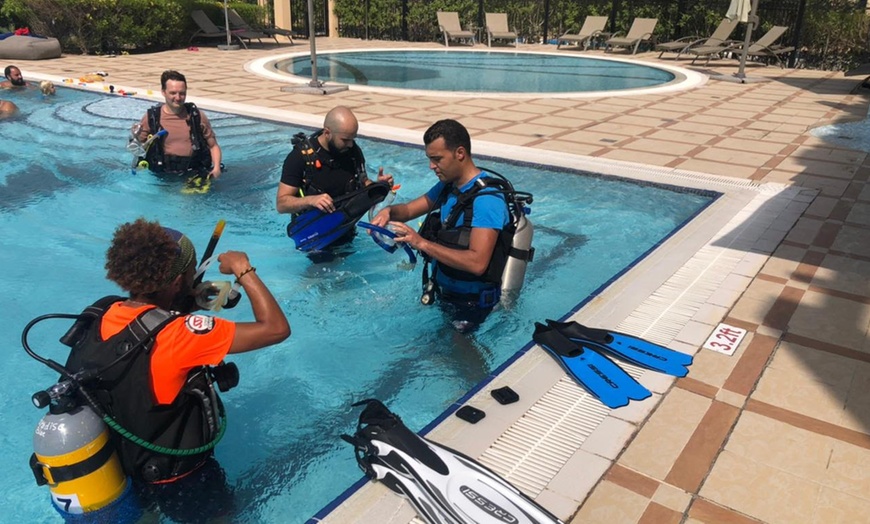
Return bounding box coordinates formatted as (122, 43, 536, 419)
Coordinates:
(500, 212, 534, 299)
(25, 309, 140, 521)
(31, 402, 132, 517)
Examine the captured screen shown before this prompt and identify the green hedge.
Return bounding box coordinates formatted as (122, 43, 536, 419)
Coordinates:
(0, 0, 266, 54)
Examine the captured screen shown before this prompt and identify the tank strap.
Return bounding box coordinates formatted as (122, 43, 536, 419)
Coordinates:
(30, 438, 116, 486)
(510, 245, 535, 262)
(126, 308, 177, 354)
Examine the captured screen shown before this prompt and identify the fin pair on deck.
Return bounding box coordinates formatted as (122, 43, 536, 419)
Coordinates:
(287, 182, 391, 252)
(533, 320, 693, 409)
(343, 399, 563, 524)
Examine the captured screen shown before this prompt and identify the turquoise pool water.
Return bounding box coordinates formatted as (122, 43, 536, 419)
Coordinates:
(0, 86, 714, 522)
(275, 50, 676, 93)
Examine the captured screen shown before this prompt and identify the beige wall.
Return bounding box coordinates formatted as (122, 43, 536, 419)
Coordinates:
(274, 0, 292, 31)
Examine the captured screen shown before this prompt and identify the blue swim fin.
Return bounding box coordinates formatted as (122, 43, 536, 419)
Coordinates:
(546, 319, 692, 377)
(532, 322, 651, 409)
(287, 210, 348, 251)
(286, 182, 392, 253)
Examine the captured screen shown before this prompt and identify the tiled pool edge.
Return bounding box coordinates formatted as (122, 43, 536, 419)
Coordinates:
(312, 180, 817, 523)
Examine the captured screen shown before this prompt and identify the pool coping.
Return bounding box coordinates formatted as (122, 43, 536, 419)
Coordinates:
(244, 47, 708, 99)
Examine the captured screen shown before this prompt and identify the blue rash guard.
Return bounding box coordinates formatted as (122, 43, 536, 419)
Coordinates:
(424, 173, 509, 296)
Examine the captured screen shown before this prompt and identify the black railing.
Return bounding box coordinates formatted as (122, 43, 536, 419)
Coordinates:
(291, 0, 330, 37)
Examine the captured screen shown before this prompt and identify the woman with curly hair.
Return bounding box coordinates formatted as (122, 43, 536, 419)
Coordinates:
(67, 217, 289, 520)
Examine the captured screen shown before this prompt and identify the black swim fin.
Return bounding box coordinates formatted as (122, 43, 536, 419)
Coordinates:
(342, 399, 564, 524)
(532, 322, 651, 409)
(546, 319, 692, 377)
(287, 182, 391, 252)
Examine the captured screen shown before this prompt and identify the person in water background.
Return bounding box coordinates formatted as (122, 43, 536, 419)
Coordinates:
(0, 99, 18, 118)
(371, 119, 510, 332)
(277, 105, 395, 256)
(1, 65, 26, 88)
(276, 105, 394, 216)
(136, 70, 222, 179)
(64, 217, 289, 520)
(39, 80, 55, 96)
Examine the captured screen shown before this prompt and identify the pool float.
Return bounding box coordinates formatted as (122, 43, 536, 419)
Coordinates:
(0, 33, 61, 60)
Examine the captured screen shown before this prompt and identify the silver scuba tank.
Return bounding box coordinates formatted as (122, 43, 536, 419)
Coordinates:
(500, 213, 534, 302)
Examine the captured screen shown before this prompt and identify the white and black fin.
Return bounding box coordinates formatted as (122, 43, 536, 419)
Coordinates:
(342, 399, 564, 524)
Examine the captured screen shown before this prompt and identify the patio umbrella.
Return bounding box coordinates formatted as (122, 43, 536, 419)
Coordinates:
(307, 0, 322, 87)
(218, 0, 239, 51)
(281, 0, 346, 94)
(734, 0, 761, 81)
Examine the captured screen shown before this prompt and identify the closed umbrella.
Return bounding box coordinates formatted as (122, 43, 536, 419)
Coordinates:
(733, 0, 761, 81)
(218, 0, 239, 51)
(726, 0, 751, 23)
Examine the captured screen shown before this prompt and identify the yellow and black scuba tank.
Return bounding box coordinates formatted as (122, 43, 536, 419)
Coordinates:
(24, 296, 135, 519)
(30, 401, 132, 518)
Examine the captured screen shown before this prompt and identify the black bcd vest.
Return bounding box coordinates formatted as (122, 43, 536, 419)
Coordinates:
(143, 102, 212, 174)
(63, 296, 223, 483)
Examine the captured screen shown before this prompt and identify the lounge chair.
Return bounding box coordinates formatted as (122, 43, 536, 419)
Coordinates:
(228, 8, 294, 45)
(437, 11, 475, 47)
(485, 12, 517, 47)
(743, 26, 794, 68)
(655, 17, 738, 59)
(687, 25, 791, 67)
(605, 18, 658, 55)
(556, 16, 608, 50)
(190, 10, 267, 49)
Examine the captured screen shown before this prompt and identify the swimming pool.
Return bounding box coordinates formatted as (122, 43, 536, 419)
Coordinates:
(0, 86, 715, 522)
(253, 49, 705, 98)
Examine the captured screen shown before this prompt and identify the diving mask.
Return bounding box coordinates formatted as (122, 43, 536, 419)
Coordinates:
(194, 280, 239, 312)
(193, 254, 241, 311)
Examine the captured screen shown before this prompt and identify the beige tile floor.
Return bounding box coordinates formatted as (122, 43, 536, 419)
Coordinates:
(14, 37, 870, 523)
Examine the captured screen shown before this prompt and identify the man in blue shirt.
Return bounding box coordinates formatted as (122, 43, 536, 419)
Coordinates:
(371, 119, 509, 331)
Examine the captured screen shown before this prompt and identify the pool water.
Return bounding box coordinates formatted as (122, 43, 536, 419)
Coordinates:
(276, 50, 676, 93)
(0, 86, 714, 522)
(811, 103, 870, 152)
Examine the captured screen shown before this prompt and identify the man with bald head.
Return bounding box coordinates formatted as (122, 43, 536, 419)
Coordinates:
(277, 106, 392, 225)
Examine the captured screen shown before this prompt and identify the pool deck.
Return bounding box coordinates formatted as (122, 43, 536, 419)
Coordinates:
(16, 38, 870, 523)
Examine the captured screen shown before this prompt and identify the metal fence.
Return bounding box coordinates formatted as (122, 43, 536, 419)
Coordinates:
(290, 0, 331, 37)
(322, 0, 869, 69)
